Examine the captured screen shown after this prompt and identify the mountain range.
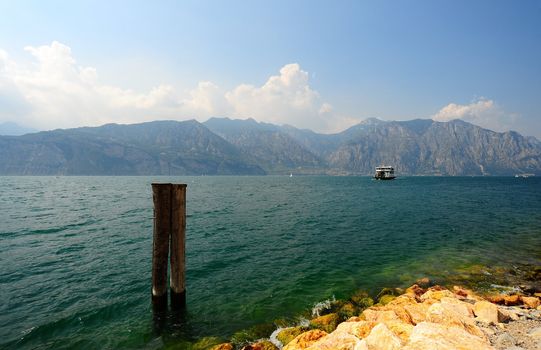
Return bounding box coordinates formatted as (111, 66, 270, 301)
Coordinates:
(0, 118, 540, 176)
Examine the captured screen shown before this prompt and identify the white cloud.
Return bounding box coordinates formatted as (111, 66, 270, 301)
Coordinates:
(432, 98, 519, 132)
(0, 41, 355, 132)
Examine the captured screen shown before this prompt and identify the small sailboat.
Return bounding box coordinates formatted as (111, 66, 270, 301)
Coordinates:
(289, 173, 293, 177)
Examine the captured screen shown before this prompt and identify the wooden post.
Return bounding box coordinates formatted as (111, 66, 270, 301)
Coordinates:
(151, 183, 172, 310)
(151, 183, 187, 311)
(170, 184, 187, 309)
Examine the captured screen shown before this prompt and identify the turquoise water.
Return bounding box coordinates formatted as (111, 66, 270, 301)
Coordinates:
(1, 176, 540, 349)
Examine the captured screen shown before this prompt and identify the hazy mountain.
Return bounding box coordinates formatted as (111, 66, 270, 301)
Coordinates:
(0, 120, 264, 175)
(204, 117, 325, 174)
(0, 117, 540, 176)
(0, 122, 38, 136)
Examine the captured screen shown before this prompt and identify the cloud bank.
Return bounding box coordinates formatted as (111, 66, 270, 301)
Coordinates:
(432, 98, 519, 133)
(0, 41, 353, 132)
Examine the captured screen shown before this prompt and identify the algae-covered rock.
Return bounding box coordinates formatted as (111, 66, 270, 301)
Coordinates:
(211, 343, 234, 350)
(376, 287, 402, 300)
(309, 313, 339, 333)
(276, 327, 307, 346)
(231, 323, 276, 344)
(282, 329, 327, 350)
(377, 294, 397, 306)
(241, 340, 278, 350)
(337, 302, 358, 319)
(350, 291, 374, 309)
(192, 337, 224, 350)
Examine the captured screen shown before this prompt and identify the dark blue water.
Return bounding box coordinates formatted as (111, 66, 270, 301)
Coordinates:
(1, 176, 540, 349)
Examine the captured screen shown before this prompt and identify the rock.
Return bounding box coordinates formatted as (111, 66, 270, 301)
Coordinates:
(497, 307, 520, 321)
(415, 277, 432, 289)
(377, 288, 403, 299)
(310, 313, 340, 333)
(473, 301, 500, 324)
(277, 327, 307, 346)
(361, 309, 401, 323)
(242, 340, 278, 350)
(495, 332, 516, 348)
(377, 295, 396, 306)
(193, 337, 224, 350)
(364, 323, 403, 350)
(504, 294, 521, 306)
(333, 320, 377, 339)
(283, 330, 327, 350)
(404, 284, 425, 300)
(211, 343, 234, 350)
(305, 332, 367, 350)
(403, 303, 429, 325)
(338, 302, 359, 319)
(402, 322, 495, 350)
(487, 294, 506, 305)
(419, 289, 456, 303)
(350, 291, 374, 309)
(382, 319, 414, 342)
(520, 296, 540, 309)
(426, 302, 485, 338)
(440, 297, 474, 318)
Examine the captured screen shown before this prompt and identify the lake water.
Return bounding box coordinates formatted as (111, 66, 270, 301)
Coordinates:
(1, 176, 540, 349)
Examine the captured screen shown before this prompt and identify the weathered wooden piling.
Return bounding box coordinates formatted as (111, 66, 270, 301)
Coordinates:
(170, 184, 186, 309)
(151, 183, 187, 310)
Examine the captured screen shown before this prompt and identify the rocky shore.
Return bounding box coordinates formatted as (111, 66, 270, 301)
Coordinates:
(201, 279, 541, 350)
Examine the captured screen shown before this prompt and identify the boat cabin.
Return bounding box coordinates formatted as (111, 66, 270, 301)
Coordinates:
(374, 166, 396, 180)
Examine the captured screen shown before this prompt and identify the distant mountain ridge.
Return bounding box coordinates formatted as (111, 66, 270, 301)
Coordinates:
(0, 117, 540, 175)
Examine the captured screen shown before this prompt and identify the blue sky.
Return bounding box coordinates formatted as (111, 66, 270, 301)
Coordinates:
(0, 0, 540, 136)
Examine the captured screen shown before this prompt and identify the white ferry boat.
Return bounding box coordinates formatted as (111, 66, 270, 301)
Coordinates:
(374, 166, 396, 180)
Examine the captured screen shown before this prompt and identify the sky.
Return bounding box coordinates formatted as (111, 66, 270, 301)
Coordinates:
(0, 0, 540, 136)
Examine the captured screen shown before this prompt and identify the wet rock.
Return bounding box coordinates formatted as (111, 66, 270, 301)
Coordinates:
(350, 291, 374, 309)
(402, 322, 494, 350)
(377, 294, 396, 306)
(364, 323, 403, 350)
(277, 327, 307, 346)
(337, 302, 359, 319)
(193, 337, 224, 350)
(404, 284, 425, 300)
(520, 296, 540, 309)
(210, 343, 234, 350)
(310, 313, 340, 333)
(242, 340, 278, 350)
(415, 277, 432, 289)
(282, 329, 327, 350)
(474, 301, 500, 324)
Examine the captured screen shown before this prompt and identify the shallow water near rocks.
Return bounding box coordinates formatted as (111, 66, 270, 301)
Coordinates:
(0, 176, 540, 349)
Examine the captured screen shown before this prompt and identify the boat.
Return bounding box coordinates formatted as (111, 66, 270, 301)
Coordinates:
(515, 173, 534, 178)
(374, 166, 396, 180)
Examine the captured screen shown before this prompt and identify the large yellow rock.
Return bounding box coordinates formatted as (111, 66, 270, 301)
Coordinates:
(426, 302, 485, 339)
(440, 297, 474, 318)
(364, 323, 403, 350)
(361, 309, 401, 323)
(402, 322, 495, 350)
(306, 332, 368, 350)
(473, 301, 499, 324)
(283, 330, 327, 350)
(521, 296, 540, 309)
(403, 302, 429, 325)
(310, 313, 340, 333)
(382, 319, 414, 343)
(334, 320, 377, 339)
(420, 289, 456, 303)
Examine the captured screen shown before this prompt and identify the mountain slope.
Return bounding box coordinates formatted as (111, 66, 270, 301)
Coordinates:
(0, 120, 265, 175)
(204, 117, 325, 174)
